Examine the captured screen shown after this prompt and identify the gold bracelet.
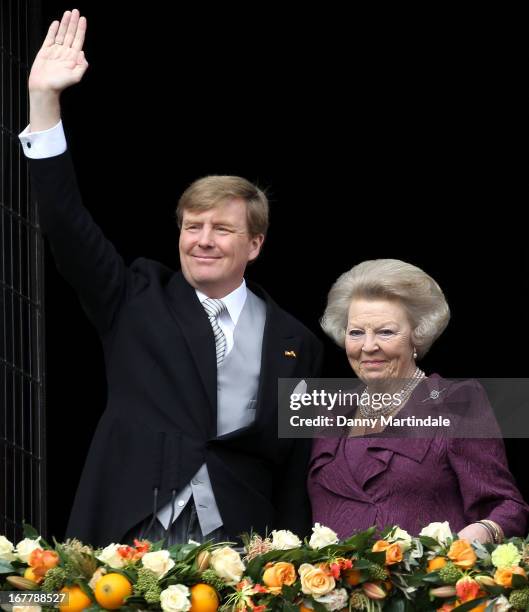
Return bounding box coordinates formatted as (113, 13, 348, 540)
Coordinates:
(478, 519, 504, 544)
(475, 521, 495, 543)
(489, 519, 505, 544)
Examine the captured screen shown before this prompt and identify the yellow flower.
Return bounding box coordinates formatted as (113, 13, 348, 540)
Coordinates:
(491, 543, 522, 569)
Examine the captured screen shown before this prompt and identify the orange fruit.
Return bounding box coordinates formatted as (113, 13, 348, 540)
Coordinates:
(58, 585, 92, 612)
(299, 605, 314, 612)
(24, 567, 43, 584)
(190, 583, 219, 612)
(94, 572, 133, 609)
(427, 556, 448, 572)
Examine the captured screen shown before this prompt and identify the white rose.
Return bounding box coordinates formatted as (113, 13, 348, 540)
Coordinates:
(142, 550, 175, 579)
(315, 588, 349, 611)
(96, 543, 126, 569)
(493, 595, 512, 611)
(14, 537, 41, 563)
(160, 584, 191, 612)
(88, 566, 107, 590)
(0, 535, 17, 562)
(210, 547, 245, 585)
(388, 527, 412, 552)
(309, 523, 339, 549)
(419, 521, 452, 546)
(271, 530, 302, 550)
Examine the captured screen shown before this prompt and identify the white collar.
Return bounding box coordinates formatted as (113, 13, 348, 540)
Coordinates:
(195, 279, 247, 325)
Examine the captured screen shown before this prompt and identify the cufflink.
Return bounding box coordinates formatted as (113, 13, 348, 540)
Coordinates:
(284, 350, 297, 358)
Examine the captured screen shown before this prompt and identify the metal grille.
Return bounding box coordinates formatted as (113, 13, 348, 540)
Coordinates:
(1, 0, 47, 542)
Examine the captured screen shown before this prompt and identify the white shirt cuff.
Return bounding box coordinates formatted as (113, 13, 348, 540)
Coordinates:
(18, 120, 67, 159)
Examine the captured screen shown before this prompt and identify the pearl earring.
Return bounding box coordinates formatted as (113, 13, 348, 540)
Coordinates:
(413, 348, 418, 359)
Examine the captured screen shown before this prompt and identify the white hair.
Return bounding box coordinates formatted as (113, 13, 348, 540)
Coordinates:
(320, 259, 450, 359)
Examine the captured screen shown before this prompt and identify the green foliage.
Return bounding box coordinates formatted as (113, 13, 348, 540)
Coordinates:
(41, 566, 68, 592)
(438, 562, 463, 585)
(509, 586, 529, 610)
(0, 560, 15, 575)
(201, 569, 227, 592)
(419, 536, 442, 550)
(22, 523, 40, 540)
(511, 572, 528, 589)
(305, 596, 327, 612)
(366, 562, 387, 581)
(280, 583, 299, 602)
(363, 551, 387, 566)
(134, 567, 162, 604)
(451, 596, 489, 612)
(341, 527, 376, 549)
(162, 561, 201, 587)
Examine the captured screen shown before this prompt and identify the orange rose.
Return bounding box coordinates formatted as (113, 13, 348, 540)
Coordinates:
(494, 565, 527, 587)
(372, 540, 402, 565)
(28, 549, 60, 578)
(298, 563, 335, 596)
(372, 540, 390, 553)
(428, 557, 448, 572)
(262, 562, 297, 591)
(28, 548, 45, 568)
(385, 543, 403, 565)
(447, 540, 477, 569)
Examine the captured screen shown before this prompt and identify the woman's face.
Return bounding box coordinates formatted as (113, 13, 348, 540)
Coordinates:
(345, 298, 416, 384)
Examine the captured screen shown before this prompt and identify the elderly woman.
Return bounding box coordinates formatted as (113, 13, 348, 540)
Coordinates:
(308, 259, 528, 543)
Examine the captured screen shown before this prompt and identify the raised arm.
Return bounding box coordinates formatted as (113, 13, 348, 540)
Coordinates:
(28, 9, 88, 131)
(23, 10, 130, 336)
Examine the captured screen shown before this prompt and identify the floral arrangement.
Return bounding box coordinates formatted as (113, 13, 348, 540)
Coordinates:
(1, 522, 529, 612)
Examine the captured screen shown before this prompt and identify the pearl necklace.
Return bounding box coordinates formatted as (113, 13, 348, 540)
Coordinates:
(357, 367, 426, 419)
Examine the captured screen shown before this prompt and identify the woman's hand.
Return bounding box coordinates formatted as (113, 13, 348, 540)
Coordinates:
(28, 9, 88, 94)
(457, 523, 491, 544)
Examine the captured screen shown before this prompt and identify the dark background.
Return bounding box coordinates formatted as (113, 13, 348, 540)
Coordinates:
(34, 3, 528, 540)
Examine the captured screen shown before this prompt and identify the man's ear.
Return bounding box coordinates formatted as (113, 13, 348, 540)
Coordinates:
(248, 233, 265, 262)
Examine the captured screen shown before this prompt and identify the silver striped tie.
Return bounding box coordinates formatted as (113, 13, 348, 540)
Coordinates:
(202, 298, 227, 367)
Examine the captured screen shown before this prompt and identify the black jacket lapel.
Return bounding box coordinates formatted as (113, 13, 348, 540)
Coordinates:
(164, 272, 217, 422)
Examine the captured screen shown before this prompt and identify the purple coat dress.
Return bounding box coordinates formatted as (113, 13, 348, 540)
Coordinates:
(308, 374, 529, 539)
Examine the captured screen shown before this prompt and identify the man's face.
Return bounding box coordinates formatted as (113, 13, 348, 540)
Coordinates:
(179, 199, 264, 298)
